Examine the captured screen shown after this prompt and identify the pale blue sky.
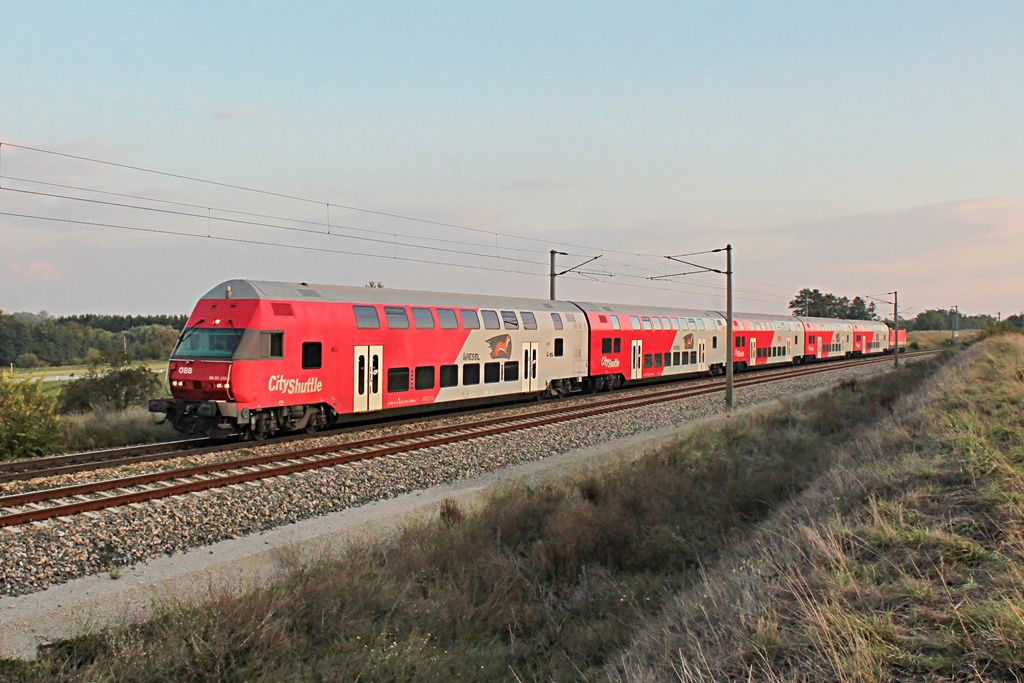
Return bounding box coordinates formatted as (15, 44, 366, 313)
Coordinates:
(1, 2, 1022, 317)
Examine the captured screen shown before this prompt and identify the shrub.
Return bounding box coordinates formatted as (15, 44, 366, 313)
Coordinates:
(0, 371, 62, 459)
(60, 365, 163, 413)
(14, 352, 44, 368)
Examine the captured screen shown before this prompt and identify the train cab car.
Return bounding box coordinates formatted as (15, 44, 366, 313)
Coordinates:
(729, 313, 804, 370)
(151, 280, 590, 439)
(889, 327, 908, 351)
(576, 303, 726, 387)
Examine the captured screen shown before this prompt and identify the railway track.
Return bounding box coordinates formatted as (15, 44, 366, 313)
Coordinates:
(2, 351, 921, 484)
(0, 351, 934, 529)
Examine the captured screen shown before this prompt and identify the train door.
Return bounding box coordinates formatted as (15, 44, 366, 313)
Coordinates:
(352, 345, 383, 413)
(749, 338, 757, 366)
(521, 342, 539, 392)
(631, 340, 643, 379)
(698, 340, 706, 370)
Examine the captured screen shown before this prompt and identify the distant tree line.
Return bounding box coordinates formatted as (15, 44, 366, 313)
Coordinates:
(0, 311, 186, 367)
(788, 289, 877, 320)
(787, 290, 1021, 331)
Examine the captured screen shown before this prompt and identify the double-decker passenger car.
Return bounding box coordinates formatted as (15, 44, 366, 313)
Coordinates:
(150, 280, 898, 439)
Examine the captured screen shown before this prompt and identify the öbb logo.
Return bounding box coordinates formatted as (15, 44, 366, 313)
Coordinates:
(268, 375, 323, 395)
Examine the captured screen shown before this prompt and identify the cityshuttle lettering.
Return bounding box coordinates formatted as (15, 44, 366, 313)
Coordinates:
(600, 357, 621, 368)
(268, 375, 323, 395)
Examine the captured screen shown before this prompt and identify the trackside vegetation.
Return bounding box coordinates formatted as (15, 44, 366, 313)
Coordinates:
(0, 352, 947, 681)
(614, 332, 1024, 681)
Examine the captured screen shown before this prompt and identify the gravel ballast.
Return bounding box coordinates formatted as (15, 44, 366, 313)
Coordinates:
(0, 362, 902, 658)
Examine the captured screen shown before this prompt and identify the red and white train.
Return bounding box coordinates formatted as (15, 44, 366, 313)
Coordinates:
(149, 280, 904, 439)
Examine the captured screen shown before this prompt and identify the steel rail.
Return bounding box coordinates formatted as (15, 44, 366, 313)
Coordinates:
(0, 351, 936, 528)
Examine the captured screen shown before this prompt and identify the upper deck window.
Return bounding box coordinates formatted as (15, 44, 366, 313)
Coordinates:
(384, 306, 409, 329)
(611, 315, 621, 331)
(501, 311, 519, 330)
(630, 316, 641, 330)
(353, 305, 380, 329)
(481, 310, 501, 330)
(642, 317, 652, 331)
(459, 309, 480, 329)
(521, 311, 538, 330)
(172, 328, 244, 360)
(412, 307, 435, 329)
(551, 313, 564, 330)
(652, 317, 662, 330)
(437, 308, 459, 329)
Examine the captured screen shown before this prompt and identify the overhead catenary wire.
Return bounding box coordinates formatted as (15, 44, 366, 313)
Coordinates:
(0, 210, 788, 305)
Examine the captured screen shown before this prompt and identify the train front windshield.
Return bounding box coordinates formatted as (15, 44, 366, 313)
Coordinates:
(172, 328, 244, 360)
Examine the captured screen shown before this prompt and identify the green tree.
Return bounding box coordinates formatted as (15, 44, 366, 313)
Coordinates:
(0, 371, 62, 459)
(789, 289, 877, 319)
(60, 365, 163, 413)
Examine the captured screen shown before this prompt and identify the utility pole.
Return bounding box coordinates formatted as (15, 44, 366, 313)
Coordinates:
(655, 245, 734, 411)
(549, 250, 602, 301)
(549, 250, 566, 300)
(951, 305, 958, 345)
(893, 291, 899, 369)
(725, 244, 733, 410)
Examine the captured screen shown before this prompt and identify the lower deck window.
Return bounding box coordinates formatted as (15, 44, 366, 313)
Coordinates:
(673, 351, 680, 365)
(503, 361, 519, 381)
(414, 365, 435, 390)
(484, 362, 501, 383)
(644, 354, 653, 369)
(387, 367, 410, 393)
(302, 342, 322, 369)
(463, 363, 480, 385)
(440, 364, 458, 387)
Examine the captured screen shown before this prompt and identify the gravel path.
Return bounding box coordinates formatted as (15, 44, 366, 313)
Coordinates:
(0, 361, 898, 659)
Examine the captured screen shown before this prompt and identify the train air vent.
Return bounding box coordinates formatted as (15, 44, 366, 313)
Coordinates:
(298, 288, 321, 298)
(272, 303, 295, 316)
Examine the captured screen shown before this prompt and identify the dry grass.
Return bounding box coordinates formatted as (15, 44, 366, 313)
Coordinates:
(1, 354, 943, 682)
(612, 334, 1024, 682)
(60, 407, 177, 452)
(908, 328, 982, 349)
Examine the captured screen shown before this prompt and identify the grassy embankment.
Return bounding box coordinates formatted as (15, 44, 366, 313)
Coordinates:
(4, 362, 176, 454)
(907, 328, 982, 349)
(617, 333, 1024, 681)
(1, 343, 958, 680)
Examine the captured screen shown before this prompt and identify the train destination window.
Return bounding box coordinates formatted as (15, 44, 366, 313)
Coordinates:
(602, 338, 612, 354)
(412, 308, 435, 329)
(484, 362, 501, 383)
(611, 315, 621, 330)
(614, 338, 621, 353)
(501, 311, 519, 329)
(259, 331, 285, 359)
(353, 306, 380, 329)
(482, 310, 501, 330)
(551, 312, 563, 330)
(437, 308, 459, 330)
(387, 367, 410, 393)
(652, 317, 662, 330)
(654, 353, 662, 368)
(459, 309, 480, 329)
(384, 306, 409, 329)
(440, 364, 458, 387)
(630, 316, 641, 330)
(503, 361, 519, 382)
(301, 342, 322, 369)
(644, 354, 653, 369)
(521, 311, 538, 330)
(414, 366, 435, 390)
(554, 338, 564, 356)
(463, 363, 480, 385)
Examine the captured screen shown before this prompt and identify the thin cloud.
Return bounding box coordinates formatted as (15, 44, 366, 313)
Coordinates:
(11, 260, 62, 282)
(506, 176, 580, 191)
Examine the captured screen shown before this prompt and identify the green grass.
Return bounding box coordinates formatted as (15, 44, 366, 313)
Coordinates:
(0, 344, 943, 681)
(614, 332, 1024, 682)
